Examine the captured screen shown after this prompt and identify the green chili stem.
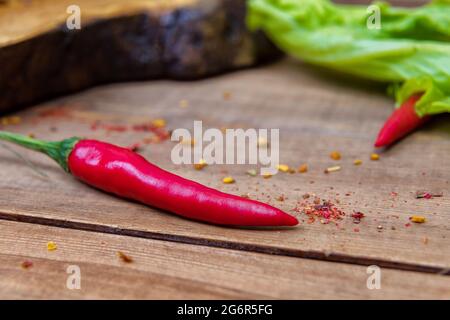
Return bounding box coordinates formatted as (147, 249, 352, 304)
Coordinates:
(0, 131, 81, 172)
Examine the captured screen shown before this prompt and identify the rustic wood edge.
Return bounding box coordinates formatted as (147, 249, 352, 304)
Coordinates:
(0, 210, 447, 275)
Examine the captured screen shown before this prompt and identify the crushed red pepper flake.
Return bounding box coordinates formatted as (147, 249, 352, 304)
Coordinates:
(117, 251, 133, 263)
(415, 191, 443, 199)
(293, 198, 345, 225)
(21, 260, 33, 269)
(128, 143, 141, 152)
(351, 211, 365, 224)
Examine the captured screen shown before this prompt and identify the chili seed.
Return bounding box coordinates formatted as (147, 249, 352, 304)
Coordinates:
(194, 159, 207, 170)
(277, 164, 290, 173)
(152, 119, 166, 128)
(298, 164, 308, 173)
(47, 241, 57, 251)
(410, 215, 426, 223)
(324, 166, 341, 174)
(223, 176, 235, 184)
(330, 151, 341, 160)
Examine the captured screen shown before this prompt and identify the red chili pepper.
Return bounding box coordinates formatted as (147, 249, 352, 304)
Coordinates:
(374, 94, 429, 148)
(0, 132, 298, 227)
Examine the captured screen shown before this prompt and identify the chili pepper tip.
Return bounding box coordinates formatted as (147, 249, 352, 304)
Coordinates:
(374, 94, 428, 148)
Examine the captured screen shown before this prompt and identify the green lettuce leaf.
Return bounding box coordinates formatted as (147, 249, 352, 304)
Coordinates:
(247, 0, 450, 116)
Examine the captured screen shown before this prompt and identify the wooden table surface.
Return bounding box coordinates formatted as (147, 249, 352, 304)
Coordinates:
(0, 58, 449, 299)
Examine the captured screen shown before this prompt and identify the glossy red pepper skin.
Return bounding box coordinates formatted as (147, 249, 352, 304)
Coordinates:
(68, 140, 298, 226)
(374, 94, 429, 148)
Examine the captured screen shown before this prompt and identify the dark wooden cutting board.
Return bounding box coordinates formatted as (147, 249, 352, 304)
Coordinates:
(0, 0, 280, 113)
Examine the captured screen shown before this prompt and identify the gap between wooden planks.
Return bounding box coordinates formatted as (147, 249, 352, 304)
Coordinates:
(0, 59, 449, 275)
(0, 220, 449, 299)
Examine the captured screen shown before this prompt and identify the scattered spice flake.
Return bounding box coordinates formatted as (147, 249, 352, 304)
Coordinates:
(222, 176, 235, 184)
(179, 99, 189, 108)
(103, 124, 128, 132)
(276, 195, 285, 202)
(302, 193, 310, 199)
(415, 190, 443, 199)
(128, 143, 141, 152)
(21, 260, 33, 269)
(293, 198, 345, 224)
(370, 153, 380, 161)
(246, 169, 257, 177)
(0, 116, 21, 126)
(47, 241, 57, 251)
(277, 164, 290, 173)
(263, 173, 272, 179)
(324, 165, 341, 174)
(288, 168, 296, 174)
(39, 108, 71, 118)
(422, 237, 429, 244)
(410, 215, 426, 223)
(351, 211, 365, 224)
(390, 191, 398, 197)
(194, 159, 207, 170)
(223, 91, 232, 100)
(241, 193, 250, 199)
(405, 223, 411, 227)
(151, 119, 166, 128)
(330, 151, 341, 160)
(298, 164, 308, 173)
(117, 251, 133, 263)
(353, 228, 360, 232)
(353, 159, 362, 166)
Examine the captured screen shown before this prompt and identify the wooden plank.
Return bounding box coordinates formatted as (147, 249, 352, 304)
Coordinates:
(0, 59, 449, 273)
(0, 220, 449, 299)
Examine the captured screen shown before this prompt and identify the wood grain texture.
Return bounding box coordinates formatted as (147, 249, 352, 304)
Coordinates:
(1, 220, 449, 299)
(0, 59, 449, 274)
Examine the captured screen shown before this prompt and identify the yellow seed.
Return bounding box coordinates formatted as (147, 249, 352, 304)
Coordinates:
(324, 165, 341, 174)
(179, 99, 189, 108)
(330, 151, 341, 160)
(193, 159, 207, 170)
(353, 159, 362, 166)
(410, 215, 426, 223)
(152, 119, 166, 128)
(263, 173, 272, 179)
(277, 164, 290, 173)
(370, 153, 380, 161)
(222, 176, 235, 184)
(298, 164, 308, 173)
(47, 241, 57, 251)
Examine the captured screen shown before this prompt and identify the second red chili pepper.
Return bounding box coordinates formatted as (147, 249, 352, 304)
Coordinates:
(0, 131, 298, 227)
(374, 94, 429, 148)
